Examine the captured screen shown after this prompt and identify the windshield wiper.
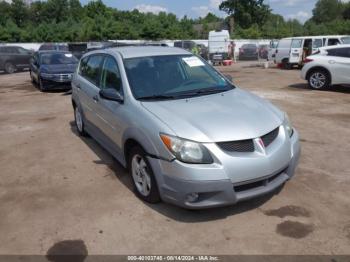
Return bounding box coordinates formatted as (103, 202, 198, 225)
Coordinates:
(173, 87, 231, 97)
(138, 94, 177, 101)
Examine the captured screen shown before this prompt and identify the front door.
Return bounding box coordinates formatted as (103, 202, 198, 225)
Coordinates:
(94, 55, 124, 154)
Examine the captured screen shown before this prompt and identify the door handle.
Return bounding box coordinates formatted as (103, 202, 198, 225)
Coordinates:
(93, 95, 99, 102)
(329, 60, 336, 64)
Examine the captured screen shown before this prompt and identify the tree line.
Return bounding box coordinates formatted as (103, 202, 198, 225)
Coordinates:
(0, 0, 349, 42)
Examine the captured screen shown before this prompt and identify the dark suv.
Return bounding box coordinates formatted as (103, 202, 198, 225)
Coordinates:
(0, 46, 32, 74)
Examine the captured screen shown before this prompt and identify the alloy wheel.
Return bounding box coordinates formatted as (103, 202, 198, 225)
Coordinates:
(310, 72, 326, 89)
(131, 154, 151, 197)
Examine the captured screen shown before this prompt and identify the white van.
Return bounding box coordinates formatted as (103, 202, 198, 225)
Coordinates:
(275, 35, 350, 69)
(208, 30, 233, 63)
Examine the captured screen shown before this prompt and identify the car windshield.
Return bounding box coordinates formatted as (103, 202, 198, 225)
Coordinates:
(124, 55, 234, 100)
(341, 37, 350, 44)
(41, 53, 78, 65)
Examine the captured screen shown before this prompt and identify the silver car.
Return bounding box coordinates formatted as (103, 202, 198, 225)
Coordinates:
(71, 46, 300, 209)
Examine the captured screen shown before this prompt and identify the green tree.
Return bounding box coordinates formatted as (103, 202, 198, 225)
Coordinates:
(219, 0, 271, 29)
(312, 0, 344, 23)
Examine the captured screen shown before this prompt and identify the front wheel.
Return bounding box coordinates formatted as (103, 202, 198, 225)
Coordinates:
(39, 77, 46, 92)
(308, 70, 330, 90)
(128, 146, 161, 204)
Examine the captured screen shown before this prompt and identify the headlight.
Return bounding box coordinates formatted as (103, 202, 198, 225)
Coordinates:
(160, 134, 213, 164)
(284, 114, 294, 137)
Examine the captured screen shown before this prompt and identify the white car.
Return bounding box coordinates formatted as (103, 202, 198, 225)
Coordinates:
(301, 45, 350, 89)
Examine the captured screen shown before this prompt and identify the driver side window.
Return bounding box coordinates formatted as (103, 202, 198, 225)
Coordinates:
(100, 56, 122, 93)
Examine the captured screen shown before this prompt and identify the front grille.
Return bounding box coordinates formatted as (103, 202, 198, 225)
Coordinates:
(261, 127, 279, 147)
(217, 139, 255, 153)
(217, 127, 280, 153)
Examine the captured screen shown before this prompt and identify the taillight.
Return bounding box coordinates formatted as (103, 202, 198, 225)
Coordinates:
(304, 58, 313, 63)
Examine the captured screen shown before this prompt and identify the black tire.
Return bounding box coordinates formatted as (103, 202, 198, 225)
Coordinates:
(74, 105, 87, 137)
(4, 62, 16, 74)
(30, 70, 35, 84)
(39, 77, 46, 92)
(128, 146, 161, 204)
(307, 69, 330, 90)
(282, 59, 291, 70)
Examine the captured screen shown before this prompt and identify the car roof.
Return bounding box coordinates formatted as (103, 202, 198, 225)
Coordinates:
(37, 50, 71, 54)
(320, 44, 350, 50)
(281, 35, 350, 40)
(88, 46, 191, 59)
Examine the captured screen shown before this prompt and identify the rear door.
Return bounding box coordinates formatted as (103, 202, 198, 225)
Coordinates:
(327, 47, 350, 84)
(76, 54, 104, 127)
(289, 39, 303, 64)
(16, 47, 32, 67)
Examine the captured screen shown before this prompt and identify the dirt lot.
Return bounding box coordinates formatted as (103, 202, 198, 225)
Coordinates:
(0, 62, 350, 255)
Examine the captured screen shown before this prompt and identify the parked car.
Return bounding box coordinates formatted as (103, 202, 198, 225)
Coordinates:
(239, 44, 259, 60)
(71, 46, 300, 209)
(301, 45, 350, 89)
(0, 45, 33, 74)
(68, 42, 88, 59)
(258, 44, 269, 59)
(39, 43, 69, 52)
(275, 35, 350, 69)
(208, 30, 233, 64)
(30, 51, 78, 91)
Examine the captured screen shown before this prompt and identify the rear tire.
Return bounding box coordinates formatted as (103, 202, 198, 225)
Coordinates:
(74, 105, 87, 137)
(307, 69, 330, 90)
(128, 146, 161, 204)
(282, 59, 291, 70)
(4, 62, 16, 74)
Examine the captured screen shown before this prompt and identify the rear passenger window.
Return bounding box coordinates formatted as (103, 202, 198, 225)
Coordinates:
(80, 55, 103, 86)
(100, 56, 122, 92)
(327, 48, 350, 58)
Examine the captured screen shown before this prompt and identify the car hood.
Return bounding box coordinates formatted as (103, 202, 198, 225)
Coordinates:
(41, 64, 77, 74)
(141, 88, 284, 143)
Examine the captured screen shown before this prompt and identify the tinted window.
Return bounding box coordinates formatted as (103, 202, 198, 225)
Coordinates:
(327, 47, 350, 58)
(100, 56, 122, 92)
(291, 39, 302, 48)
(81, 55, 103, 86)
(328, 38, 340, 46)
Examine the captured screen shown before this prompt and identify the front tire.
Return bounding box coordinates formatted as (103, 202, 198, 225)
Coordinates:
(39, 77, 46, 92)
(128, 146, 161, 204)
(4, 62, 16, 74)
(307, 69, 330, 90)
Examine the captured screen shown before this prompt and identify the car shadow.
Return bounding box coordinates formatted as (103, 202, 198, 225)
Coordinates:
(289, 83, 350, 94)
(69, 121, 284, 222)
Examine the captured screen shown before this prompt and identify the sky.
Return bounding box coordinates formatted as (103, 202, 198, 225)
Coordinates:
(79, 0, 321, 23)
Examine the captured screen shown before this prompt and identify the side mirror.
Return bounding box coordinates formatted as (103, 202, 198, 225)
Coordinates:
(224, 74, 233, 82)
(99, 88, 124, 103)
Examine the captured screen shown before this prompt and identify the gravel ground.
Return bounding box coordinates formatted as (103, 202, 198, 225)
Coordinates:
(0, 62, 349, 255)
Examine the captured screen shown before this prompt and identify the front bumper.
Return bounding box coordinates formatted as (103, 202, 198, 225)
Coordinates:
(41, 78, 72, 90)
(148, 130, 301, 209)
